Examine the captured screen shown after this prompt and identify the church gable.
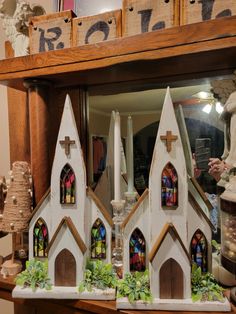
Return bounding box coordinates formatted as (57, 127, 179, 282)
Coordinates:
(149, 223, 191, 299)
(50, 95, 86, 237)
(148, 88, 188, 245)
(47, 217, 87, 285)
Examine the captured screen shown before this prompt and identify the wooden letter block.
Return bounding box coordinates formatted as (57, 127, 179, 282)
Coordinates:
(72, 10, 122, 46)
(180, 0, 236, 25)
(122, 0, 179, 37)
(29, 11, 76, 54)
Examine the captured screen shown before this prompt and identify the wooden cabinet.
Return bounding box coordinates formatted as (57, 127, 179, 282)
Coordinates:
(0, 15, 236, 314)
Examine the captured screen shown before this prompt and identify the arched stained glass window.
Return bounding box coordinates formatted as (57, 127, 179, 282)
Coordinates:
(130, 228, 146, 272)
(60, 164, 76, 204)
(191, 229, 208, 272)
(33, 218, 48, 257)
(91, 218, 106, 259)
(161, 162, 178, 207)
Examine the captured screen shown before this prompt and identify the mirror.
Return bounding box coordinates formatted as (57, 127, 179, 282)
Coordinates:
(87, 76, 234, 240)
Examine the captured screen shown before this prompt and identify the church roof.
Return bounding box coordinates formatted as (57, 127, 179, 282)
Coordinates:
(188, 191, 215, 231)
(46, 216, 87, 254)
(121, 188, 149, 229)
(28, 188, 50, 222)
(189, 176, 213, 211)
(87, 187, 113, 227)
(149, 223, 191, 263)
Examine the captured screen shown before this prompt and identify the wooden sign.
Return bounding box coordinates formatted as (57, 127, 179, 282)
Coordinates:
(72, 10, 122, 46)
(180, 0, 236, 25)
(122, 0, 179, 37)
(29, 10, 76, 54)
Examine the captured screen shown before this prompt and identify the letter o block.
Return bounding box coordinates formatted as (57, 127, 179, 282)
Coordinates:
(72, 10, 122, 46)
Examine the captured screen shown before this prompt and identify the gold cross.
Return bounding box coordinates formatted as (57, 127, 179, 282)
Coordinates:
(160, 131, 178, 153)
(59, 136, 75, 156)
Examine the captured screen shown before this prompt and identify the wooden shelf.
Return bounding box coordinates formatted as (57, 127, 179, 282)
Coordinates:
(0, 16, 236, 93)
(0, 275, 235, 314)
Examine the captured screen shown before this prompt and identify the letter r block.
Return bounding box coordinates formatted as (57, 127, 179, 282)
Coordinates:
(29, 11, 76, 54)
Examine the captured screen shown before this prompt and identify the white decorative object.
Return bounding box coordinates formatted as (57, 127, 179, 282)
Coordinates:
(13, 95, 113, 300)
(114, 111, 121, 201)
(118, 88, 230, 311)
(94, 111, 127, 216)
(127, 115, 134, 193)
(0, 0, 45, 56)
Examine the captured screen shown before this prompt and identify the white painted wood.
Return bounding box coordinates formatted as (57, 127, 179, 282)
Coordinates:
(48, 223, 85, 286)
(78, 288, 116, 300)
(13, 285, 80, 299)
(149, 87, 188, 247)
(121, 88, 213, 308)
(150, 232, 191, 299)
(116, 297, 231, 311)
(13, 285, 116, 300)
(25, 94, 114, 299)
(50, 94, 86, 241)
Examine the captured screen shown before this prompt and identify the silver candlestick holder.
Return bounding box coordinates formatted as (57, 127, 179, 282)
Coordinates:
(111, 199, 125, 276)
(124, 191, 138, 216)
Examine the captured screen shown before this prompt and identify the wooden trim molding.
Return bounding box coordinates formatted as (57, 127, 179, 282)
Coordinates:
(46, 216, 87, 254)
(87, 187, 113, 227)
(121, 188, 149, 229)
(149, 223, 191, 263)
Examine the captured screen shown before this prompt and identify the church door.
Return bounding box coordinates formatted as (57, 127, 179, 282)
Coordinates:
(55, 249, 76, 286)
(159, 258, 183, 299)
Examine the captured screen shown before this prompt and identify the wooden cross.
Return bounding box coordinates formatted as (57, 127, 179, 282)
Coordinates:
(59, 136, 75, 156)
(160, 131, 178, 153)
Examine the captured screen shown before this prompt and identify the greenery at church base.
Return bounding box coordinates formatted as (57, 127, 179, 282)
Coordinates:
(78, 259, 118, 292)
(191, 263, 224, 302)
(15, 259, 52, 292)
(117, 270, 153, 303)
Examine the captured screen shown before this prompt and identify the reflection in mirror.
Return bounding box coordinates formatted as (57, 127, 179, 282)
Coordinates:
(88, 77, 233, 240)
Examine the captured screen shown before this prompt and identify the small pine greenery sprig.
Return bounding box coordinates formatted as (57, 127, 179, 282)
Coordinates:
(78, 259, 118, 293)
(15, 259, 52, 292)
(191, 263, 225, 302)
(117, 270, 153, 303)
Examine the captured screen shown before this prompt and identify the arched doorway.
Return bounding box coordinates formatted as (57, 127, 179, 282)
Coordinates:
(159, 258, 183, 299)
(55, 249, 76, 286)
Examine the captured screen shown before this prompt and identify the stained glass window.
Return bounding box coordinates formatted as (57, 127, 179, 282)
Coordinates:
(33, 218, 48, 257)
(191, 229, 208, 272)
(161, 162, 178, 207)
(91, 218, 106, 259)
(60, 164, 76, 204)
(130, 228, 146, 272)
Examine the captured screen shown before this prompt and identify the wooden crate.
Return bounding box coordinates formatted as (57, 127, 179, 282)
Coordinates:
(72, 10, 122, 46)
(29, 10, 76, 54)
(122, 0, 179, 37)
(180, 0, 236, 25)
